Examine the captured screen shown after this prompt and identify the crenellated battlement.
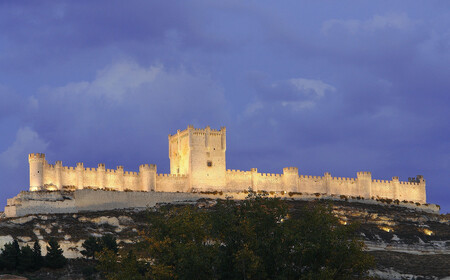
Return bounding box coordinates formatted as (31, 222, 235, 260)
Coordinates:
(399, 181, 420, 186)
(26, 125, 427, 205)
(332, 177, 356, 182)
(259, 173, 283, 177)
(139, 163, 156, 170)
(300, 175, 323, 180)
(29, 153, 45, 160)
(157, 173, 188, 178)
(227, 169, 251, 174)
(372, 179, 390, 184)
(170, 125, 226, 138)
(283, 167, 298, 173)
(124, 171, 139, 176)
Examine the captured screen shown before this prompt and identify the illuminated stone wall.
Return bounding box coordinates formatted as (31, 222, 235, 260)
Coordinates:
(27, 126, 427, 204)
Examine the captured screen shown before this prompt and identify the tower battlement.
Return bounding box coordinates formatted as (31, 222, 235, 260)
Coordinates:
(27, 126, 427, 204)
(29, 153, 45, 160)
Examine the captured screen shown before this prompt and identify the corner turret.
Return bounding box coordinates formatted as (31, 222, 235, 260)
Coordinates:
(29, 153, 46, 191)
(139, 164, 157, 191)
(283, 167, 299, 192)
(357, 171, 372, 198)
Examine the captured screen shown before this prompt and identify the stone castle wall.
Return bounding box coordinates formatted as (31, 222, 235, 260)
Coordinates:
(26, 125, 427, 205)
(4, 189, 439, 219)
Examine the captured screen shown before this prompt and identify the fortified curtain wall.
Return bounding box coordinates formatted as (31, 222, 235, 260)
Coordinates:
(28, 154, 158, 192)
(29, 153, 426, 203)
(225, 168, 426, 203)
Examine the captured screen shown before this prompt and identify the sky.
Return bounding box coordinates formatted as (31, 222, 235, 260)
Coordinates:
(0, 1, 449, 213)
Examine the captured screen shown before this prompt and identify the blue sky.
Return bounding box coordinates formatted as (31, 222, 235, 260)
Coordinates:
(0, 1, 449, 213)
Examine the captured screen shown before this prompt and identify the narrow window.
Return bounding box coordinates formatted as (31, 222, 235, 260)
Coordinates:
(207, 161, 212, 167)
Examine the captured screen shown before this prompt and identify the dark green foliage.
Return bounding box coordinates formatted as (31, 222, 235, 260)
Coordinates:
(45, 238, 67, 269)
(81, 265, 98, 278)
(97, 249, 147, 280)
(0, 240, 20, 270)
(33, 240, 44, 269)
(0, 240, 44, 272)
(100, 234, 118, 254)
(17, 245, 35, 272)
(98, 192, 374, 279)
(81, 234, 119, 260)
(81, 236, 102, 260)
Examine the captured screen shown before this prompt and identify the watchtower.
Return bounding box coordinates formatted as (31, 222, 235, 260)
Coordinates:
(168, 125, 226, 190)
(29, 153, 46, 191)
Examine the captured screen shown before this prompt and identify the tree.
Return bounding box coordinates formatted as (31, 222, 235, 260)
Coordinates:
(32, 240, 44, 270)
(17, 245, 35, 272)
(97, 249, 146, 280)
(81, 234, 118, 260)
(0, 240, 20, 270)
(141, 205, 219, 280)
(81, 236, 102, 260)
(45, 238, 67, 269)
(100, 234, 118, 254)
(98, 192, 374, 279)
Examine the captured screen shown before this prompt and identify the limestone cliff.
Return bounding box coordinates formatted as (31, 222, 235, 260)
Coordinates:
(0, 199, 448, 279)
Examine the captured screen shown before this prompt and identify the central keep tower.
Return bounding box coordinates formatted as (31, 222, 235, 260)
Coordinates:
(168, 125, 226, 191)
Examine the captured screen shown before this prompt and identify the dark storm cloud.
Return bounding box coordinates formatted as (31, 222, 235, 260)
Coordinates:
(23, 61, 227, 168)
(0, 1, 448, 212)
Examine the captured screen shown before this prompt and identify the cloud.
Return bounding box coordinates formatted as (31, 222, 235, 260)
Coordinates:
(25, 60, 227, 169)
(289, 78, 336, 98)
(245, 77, 335, 114)
(0, 127, 49, 168)
(47, 61, 161, 103)
(322, 13, 415, 34)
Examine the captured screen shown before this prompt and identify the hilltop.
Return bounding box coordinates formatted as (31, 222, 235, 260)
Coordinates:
(0, 199, 448, 279)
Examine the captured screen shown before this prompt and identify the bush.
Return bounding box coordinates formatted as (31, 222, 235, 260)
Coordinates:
(98, 192, 374, 279)
(45, 238, 67, 269)
(81, 236, 102, 260)
(17, 245, 35, 272)
(33, 241, 44, 270)
(0, 240, 20, 270)
(0, 240, 44, 273)
(81, 234, 118, 260)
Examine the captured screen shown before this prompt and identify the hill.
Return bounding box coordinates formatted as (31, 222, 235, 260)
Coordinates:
(0, 199, 448, 279)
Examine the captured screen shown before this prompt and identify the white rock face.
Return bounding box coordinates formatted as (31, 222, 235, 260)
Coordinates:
(18, 236, 32, 242)
(33, 229, 43, 240)
(0, 235, 14, 249)
(9, 215, 36, 224)
(118, 215, 134, 225)
(78, 216, 120, 227)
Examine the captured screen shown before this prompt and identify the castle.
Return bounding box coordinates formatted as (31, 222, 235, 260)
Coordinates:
(28, 125, 427, 203)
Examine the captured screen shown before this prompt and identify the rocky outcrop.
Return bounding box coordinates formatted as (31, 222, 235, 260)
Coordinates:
(4, 189, 440, 218)
(0, 199, 448, 279)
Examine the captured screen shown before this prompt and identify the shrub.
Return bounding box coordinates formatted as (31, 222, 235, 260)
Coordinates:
(33, 241, 44, 270)
(17, 245, 35, 272)
(98, 192, 374, 279)
(45, 238, 67, 269)
(0, 240, 20, 270)
(81, 235, 118, 260)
